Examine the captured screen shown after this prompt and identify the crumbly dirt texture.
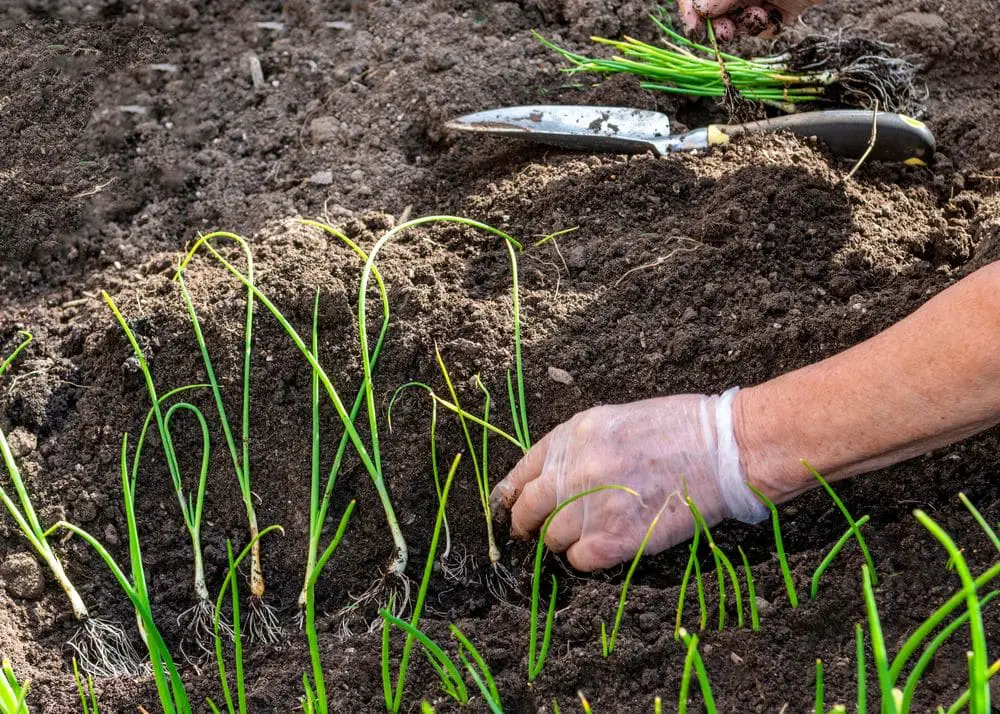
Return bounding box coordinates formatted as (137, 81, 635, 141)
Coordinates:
(2, 0, 1000, 712)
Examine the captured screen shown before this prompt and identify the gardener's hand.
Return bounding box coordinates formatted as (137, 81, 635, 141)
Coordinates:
(679, 0, 821, 41)
(489, 389, 768, 571)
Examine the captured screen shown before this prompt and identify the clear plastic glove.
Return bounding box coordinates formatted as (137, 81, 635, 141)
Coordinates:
(489, 388, 767, 571)
(678, 0, 821, 41)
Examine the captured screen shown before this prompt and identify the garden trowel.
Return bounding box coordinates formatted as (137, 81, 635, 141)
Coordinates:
(446, 105, 935, 165)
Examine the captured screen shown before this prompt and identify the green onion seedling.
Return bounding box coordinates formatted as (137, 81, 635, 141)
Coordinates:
(675, 515, 704, 639)
(295, 223, 392, 625)
(73, 658, 99, 714)
(738, 547, 760, 632)
(381, 453, 462, 713)
(958, 492, 1000, 553)
(0, 658, 29, 714)
(814, 659, 824, 714)
(451, 625, 502, 713)
(104, 291, 221, 656)
(653, 696, 662, 713)
(432, 348, 520, 597)
(578, 692, 593, 713)
(388, 386, 466, 581)
(379, 613, 468, 705)
(899, 590, 999, 712)
(179, 218, 521, 588)
(855, 624, 867, 714)
(207, 526, 285, 714)
(677, 628, 717, 713)
(677, 632, 698, 714)
(0, 331, 32, 381)
(804, 461, 876, 584)
(861, 565, 898, 714)
(49, 434, 193, 714)
(503, 238, 531, 452)
(747, 483, 798, 608)
(529, 485, 638, 681)
(1, 416, 142, 678)
(913, 510, 990, 713)
(811, 514, 872, 599)
(602, 498, 669, 657)
(941, 658, 1000, 714)
(174, 237, 282, 644)
(687, 497, 744, 630)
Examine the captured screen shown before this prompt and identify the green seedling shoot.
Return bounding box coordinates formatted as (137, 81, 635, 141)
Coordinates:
(747, 483, 798, 608)
(958, 492, 1000, 552)
(529, 485, 639, 681)
(452, 625, 502, 713)
(504, 237, 531, 452)
(434, 349, 502, 565)
(804, 461, 876, 584)
(913, 510, 990, 713)
(49, 433, 193, 714)
(73, 658, 99, 714)
(861, 565, 900, 714)
(104, 291, 221, 654)
(1, 351, 141, 678)
(687, 497, 744, 631)
(738, 547, 760, 632)
(855, 624, 867, 714)
(675, 515, 705, 639)
(0, 331, 32, 381)
(677, 628, 717, 713)
(0, 659, 29, 714)
(207, 526, 285, 714)
(373, 618, 503, 712)
(811, 514, 872, 599)
(602, 499, 669, 657)
(814, 659, 824, 714)
(381, 453, 462, 712)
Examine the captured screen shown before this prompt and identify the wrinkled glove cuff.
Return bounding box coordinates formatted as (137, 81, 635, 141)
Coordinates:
(715, 387, 769, 524)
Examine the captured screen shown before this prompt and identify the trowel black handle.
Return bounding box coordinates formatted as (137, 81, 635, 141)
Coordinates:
(712, 110, 935, 165)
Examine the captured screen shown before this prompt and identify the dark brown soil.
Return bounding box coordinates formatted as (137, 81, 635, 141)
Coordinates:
(2, 0, 1000, 712)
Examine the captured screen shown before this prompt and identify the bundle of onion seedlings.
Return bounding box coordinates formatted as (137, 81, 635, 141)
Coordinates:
(536, 12, 923, 115)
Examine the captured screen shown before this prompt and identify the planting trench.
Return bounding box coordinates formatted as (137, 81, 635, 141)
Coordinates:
(2, 0, 1000, 711)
